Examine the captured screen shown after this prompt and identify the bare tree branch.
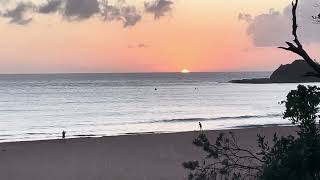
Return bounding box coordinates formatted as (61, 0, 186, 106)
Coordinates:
(278, 0, 320, 75)
(183, 133, 264, 179)
(292, 0, 302, 49)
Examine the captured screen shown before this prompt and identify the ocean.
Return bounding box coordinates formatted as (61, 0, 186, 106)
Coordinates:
(0, 72, 317, 142)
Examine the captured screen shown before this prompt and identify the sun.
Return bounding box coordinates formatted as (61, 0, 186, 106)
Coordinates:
(181, 69, 190, 73)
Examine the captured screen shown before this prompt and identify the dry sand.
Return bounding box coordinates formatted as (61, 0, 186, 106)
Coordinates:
(0, 126, 296, 180)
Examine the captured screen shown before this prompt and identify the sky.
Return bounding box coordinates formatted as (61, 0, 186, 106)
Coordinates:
(0, 0, 319, 73)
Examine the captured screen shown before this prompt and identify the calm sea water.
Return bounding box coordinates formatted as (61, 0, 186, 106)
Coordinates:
(0, 72, 319, 142)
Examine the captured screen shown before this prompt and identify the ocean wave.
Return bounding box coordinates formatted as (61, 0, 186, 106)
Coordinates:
(141, 113, 282, 124)
(96, 113, 283, 126)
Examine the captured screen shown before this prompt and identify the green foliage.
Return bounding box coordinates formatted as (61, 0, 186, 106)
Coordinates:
(282, 85, 320, 136)
(261, 85, 320, 180)
(183, 85, 320, 180)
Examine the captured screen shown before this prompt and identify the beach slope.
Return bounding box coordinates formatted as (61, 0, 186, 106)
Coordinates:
(0, 126, 295, 180)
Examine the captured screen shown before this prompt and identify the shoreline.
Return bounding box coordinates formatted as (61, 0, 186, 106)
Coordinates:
(0, 125, 296, 180)
(0, 123, 291, 144)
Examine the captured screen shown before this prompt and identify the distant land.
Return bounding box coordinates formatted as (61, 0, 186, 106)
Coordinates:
(230, 60, 320, 84)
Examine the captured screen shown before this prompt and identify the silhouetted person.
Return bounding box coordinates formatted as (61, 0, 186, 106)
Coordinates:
(62, 130, 66, 139)
(199, 122, 202, 131)
(155, 88, 157, 91)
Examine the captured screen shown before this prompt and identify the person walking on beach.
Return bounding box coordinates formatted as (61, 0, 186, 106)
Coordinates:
(62, 130, 66, 139)
(199, 122, 202, 131)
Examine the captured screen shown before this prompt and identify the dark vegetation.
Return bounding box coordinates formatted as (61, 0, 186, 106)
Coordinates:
(183, 1, 320, 179)
(183, 85, 320, 180)
(269, 60, 319, 82)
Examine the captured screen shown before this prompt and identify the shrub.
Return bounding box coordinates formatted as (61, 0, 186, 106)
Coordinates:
(183, 85, 320, 180)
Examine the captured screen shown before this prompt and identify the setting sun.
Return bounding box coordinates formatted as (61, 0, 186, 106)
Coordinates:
(181, 69, 190, 73)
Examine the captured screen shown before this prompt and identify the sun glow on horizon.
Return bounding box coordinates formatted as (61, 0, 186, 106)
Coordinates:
(0, 0, 297, 73)
(181, 69, 190, 73)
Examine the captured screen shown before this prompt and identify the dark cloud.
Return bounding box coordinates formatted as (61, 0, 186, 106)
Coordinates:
(100, 2, 141, 27)
(2, 2, 33, 25)
(38, 0, 100, 20)
(242, 0, 320, 47)
(38, 0, 62, 14)
(144, 0, 173, 19)
(0, 0, 174, 27)
(64, 0, 100, 20)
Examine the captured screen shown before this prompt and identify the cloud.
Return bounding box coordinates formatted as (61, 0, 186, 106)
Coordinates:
(38, 0, 62, 14)
(242, 0, 320, 47)
(101, 4, 121, 21)
(120, 6, 142, 27)
(0, 0, 174, 27)
(128, 43, 149, 48)
(144, 0, 173, 19)
(38, 0, 101, 20)
(100, 1, 142, 27)
(64, 0, 100, 20)
(138, 43, 148, 48)
(238, 13, 252, 23)
(245, 9, 291, 47)
(2, 2, 34, 25)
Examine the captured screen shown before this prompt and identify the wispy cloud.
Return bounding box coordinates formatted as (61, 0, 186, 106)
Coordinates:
(2, 2, 34, 25)
(38, 0, 62, 14)
(100, 1, 142, 27)
(238, 13, 252, 23)
(144, 0, 173, 19)
(128, 43, 149, 48)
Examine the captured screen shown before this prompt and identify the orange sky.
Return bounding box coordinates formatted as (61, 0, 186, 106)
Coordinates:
(0, 0, 318, 73)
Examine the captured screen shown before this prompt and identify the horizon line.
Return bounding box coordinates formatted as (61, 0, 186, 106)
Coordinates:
(0, 70, 272, 75)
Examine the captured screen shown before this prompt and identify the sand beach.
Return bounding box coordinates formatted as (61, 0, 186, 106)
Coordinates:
(0, 126, 296, 180)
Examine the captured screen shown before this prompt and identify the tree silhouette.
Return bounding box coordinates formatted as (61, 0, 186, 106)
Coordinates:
(183, 85, 320, 180)
(183, 2, 320, 179)
(279, 0, 320, 76)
